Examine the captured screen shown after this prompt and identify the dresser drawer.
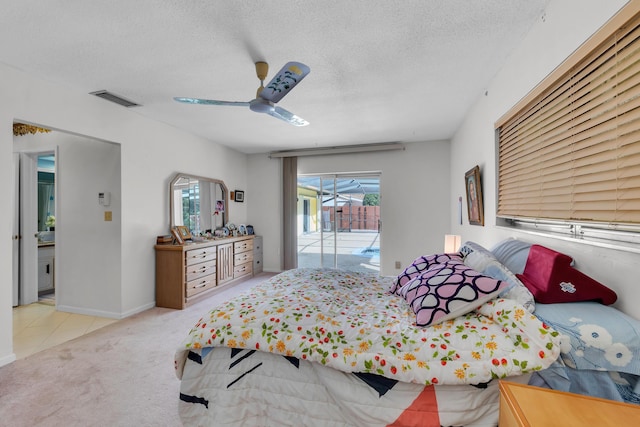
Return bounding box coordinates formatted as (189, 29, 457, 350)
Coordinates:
(185, 247, 217, 266)
(234, 250, 253, 265)
(253, 236, 262, 253)
(185, 259, 216, 282)
(186, 274, 217, 297)
(234, 240, 253, 253)
(253, 253, 263, 274)
(233, 262, 252, 279)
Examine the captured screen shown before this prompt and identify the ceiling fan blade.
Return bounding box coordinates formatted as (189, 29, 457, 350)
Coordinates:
(174, 97, 250, 107)
(259, 62, 310, 103)
(268, 106, 309, 127)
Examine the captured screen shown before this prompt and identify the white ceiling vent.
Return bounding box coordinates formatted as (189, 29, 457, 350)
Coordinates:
(90, 90, 140, 107)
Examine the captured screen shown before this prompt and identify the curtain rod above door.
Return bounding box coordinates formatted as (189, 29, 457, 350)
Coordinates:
(269, 142, 404, 158)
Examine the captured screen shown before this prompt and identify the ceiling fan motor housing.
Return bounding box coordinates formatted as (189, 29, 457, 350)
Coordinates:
(249, 98, 275, 114)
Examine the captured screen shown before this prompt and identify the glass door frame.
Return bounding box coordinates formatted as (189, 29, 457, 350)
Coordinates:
(297, 172, 381, 271)
(320, 175, 338, 268)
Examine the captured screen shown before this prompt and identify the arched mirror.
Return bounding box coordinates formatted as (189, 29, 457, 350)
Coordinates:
(169, 173, 228, 236)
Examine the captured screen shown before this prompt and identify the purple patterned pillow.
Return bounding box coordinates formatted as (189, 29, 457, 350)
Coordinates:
(390, 253, 462, 295)
(399, 262, 508, 327)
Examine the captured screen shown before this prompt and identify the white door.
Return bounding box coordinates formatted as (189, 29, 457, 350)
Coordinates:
(18, 152, 39, 305)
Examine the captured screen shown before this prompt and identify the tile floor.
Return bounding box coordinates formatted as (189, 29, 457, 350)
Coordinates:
(12, 299, 118, 359)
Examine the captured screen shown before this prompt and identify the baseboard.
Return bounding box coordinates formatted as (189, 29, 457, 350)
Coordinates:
(0, 352, 17, 367)
(57, 302, 156, 319)
(120, 302, 155, 318)
(56, 304, 122, 319)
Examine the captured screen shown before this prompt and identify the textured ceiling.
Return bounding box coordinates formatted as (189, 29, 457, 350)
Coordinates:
(1, 0, 549, 154)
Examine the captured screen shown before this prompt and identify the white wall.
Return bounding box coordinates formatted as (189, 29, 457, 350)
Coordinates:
(15, 132, 122, 316)
(247, 141, 452, 275)
(0, 63, 249, 366)
(449, 0, 640, 318)
(246, 154, 282, 270)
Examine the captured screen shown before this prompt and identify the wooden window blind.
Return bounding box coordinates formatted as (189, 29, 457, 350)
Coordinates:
(496, 8, 640, 226)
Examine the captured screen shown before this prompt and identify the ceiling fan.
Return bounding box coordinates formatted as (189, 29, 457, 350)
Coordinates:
(174, 61, 311, 126)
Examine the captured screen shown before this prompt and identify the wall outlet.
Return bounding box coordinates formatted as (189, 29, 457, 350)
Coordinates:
(395, 261, 402, 269)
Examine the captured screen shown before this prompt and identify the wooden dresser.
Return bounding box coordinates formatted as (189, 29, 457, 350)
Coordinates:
(155, 235, 255, 309)
(499, 381, 640, 426)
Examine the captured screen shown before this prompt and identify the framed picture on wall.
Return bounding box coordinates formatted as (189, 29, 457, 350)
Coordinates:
(465, 165, 484, 226)
(234, 190, 244, 202)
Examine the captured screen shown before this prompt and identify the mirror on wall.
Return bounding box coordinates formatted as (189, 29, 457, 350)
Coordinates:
(169, 173, 228, 235)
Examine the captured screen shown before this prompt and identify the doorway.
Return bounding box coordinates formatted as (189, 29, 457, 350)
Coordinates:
(12, 150, 56, 307)
(297, 174, 381, 273)
(11, 124, 123, 359)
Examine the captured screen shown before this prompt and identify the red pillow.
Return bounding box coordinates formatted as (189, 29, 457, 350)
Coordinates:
(516, 245, 616, 305)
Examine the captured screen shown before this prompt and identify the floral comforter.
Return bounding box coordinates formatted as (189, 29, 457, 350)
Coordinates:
(175, 268, 560, 385)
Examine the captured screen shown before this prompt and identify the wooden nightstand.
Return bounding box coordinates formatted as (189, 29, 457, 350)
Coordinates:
(499, 381, 640, 426)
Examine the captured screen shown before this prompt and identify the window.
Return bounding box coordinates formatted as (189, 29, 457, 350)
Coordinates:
(495, 4, 640, 251)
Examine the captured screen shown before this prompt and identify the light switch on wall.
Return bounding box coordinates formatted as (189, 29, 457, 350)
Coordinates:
(104, 211, 112, 221)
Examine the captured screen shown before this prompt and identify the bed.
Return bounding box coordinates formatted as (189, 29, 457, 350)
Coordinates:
(175, 239, 640, 426)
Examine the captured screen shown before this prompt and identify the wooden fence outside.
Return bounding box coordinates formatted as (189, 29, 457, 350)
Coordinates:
(322, 206, 380, 231)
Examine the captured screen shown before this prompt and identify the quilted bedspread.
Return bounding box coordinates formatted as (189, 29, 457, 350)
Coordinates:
(175, 268, 560, 385)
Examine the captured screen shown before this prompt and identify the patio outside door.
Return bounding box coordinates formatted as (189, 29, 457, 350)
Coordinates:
(297, 174, 380, 274)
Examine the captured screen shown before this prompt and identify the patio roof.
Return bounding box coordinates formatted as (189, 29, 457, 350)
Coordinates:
(297, 176, 380, 196)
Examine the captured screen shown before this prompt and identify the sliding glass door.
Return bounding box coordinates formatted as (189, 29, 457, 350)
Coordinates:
(297, 173, 381, 273)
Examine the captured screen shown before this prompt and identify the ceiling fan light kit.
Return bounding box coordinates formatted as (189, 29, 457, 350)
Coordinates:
(174, 61, 310, 126)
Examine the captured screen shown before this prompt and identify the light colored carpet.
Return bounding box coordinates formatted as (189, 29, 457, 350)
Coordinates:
(0, 273, 276, 427)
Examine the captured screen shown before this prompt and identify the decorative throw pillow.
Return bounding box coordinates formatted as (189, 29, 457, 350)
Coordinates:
(459, 241, 536, 312)
(399, 261, 508, 327)
(516, 245, 617, 305)
(396, 258, 464, 299)
(390, 253, 462, 295)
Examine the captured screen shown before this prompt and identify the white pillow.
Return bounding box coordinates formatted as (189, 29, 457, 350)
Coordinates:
(489, 238, 533, 275)
(459, 241, 536, 312)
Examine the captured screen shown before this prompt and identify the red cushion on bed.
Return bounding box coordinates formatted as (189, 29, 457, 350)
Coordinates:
(516, 245, 617, 305)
